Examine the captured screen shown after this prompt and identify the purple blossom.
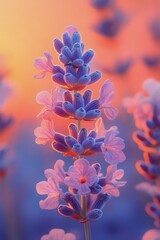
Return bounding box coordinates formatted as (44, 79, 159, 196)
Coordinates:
(41, 228, 76, 240)
(44, 159, 66, 184)
(36, 176, 63, 210)
(64, 158, 98, 195)
(101, 127, 126, 164)
(102, 164, 126, 197)
(99, 80, 118, 120)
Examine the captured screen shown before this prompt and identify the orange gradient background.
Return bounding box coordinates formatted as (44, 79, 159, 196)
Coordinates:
(0, 0, 159, 135)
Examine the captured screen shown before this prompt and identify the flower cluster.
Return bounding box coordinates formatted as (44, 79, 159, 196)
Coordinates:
(35, 27, 126, 240)
(0, 65, 13, 178)
(37, 158, 126, 219)
(123, 78, 160, 239)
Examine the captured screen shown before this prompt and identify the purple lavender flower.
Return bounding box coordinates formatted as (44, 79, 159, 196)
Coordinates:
(102, 164, 126, 197)
(35, 27, 126, 240)
(64, 158, 98, 195)
(36, 176, 63, 210)
(101, 127, 126, 164)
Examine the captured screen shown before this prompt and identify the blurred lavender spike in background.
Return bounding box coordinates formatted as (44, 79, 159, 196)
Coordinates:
(91, 0, 114, 9)
(143, 55, 160, 68)
(95, 11, 126, 38)
(149, 18, 160, 42)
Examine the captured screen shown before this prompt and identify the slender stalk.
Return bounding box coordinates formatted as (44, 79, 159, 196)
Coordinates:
(81, 195, 91, 240)
(77, 105, 91, 240)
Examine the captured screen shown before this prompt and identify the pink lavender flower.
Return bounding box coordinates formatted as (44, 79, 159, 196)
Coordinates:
(34, 52, 54, 79)
(34, 119, 55, 144)
(142, 229, 160, 240)
(99, 80, 118, 120)
(102, 164, 126, 197)
(64, 158, 98, 195)
(41, 228, 76, 240)
(101, 127, 126, 164)
(36, 176, 63, 210)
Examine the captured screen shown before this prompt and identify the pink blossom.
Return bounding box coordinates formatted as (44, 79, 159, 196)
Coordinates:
(36, 176, 62, 210)
(41, 228, 76, 240)
(142, 229, 160, 240)
(34, 120, 55, 145)
(64, 158, 98, 195)
(101, 128, 126, 164)
(44, 160, 66, 183)
(102, 165, 126, 197)
(36, 88, 63, 119)
(99, 80, 118, 120)
(34, 52, 53, 79)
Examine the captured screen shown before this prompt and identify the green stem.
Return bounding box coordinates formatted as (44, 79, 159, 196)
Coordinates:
(81, 195, 91, 240)
(76, 103, 91, 239)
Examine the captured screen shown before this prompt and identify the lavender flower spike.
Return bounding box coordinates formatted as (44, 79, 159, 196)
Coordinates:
(35, 26, 126, 240)
(123, 78, 160, 239)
